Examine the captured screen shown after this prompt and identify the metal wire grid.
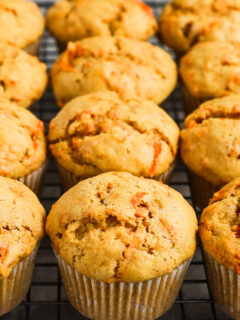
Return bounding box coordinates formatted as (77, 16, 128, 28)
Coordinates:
(1, 0, 235, 319)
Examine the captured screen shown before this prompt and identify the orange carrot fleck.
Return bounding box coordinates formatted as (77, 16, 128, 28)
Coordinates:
(131, 192, 146, 209)
(0, 245, 9, 263)
(149, 142, 162, 177)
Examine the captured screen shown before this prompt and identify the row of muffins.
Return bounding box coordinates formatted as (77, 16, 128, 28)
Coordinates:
(0, 0, 239, 319)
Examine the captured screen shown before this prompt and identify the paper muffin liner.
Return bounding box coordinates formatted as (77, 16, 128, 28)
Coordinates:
(57, 160, 176, 192)
(56, 40, 67, 53)
(181, 83, 208, 116)
(54, 249, 191, 320)
(188, 171, 218, 210)
(18, 160, 48, 198)
(24, 39, 40, 56)
(204, 252, 240, 319)
(0, 244, 39, 316)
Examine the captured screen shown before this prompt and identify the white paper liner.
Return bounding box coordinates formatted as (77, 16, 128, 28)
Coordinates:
(204, 252, 240, 319)
(0, 245, 39, 316)
(57, 160, 176, 192)
(18, 160, 48, 198)
(54, 250, 191, 320)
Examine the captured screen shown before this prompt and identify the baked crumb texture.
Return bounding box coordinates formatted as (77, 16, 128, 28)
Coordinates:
(46, 172, 198, 282)
(200, 177, 240, 274)
(51, 36, 177, 107)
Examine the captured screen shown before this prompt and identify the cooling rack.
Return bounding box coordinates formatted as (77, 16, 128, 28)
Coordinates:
(2, 1, 235, 319)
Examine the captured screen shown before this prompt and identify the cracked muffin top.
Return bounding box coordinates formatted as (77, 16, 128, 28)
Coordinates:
(51, 36, 177, 107)
(159, 0, 240, 55)
(0, 98, 46, 179)
(200, 177, 240, 274)
(181, 95, 240, 186)
(48, 92, 179, 179)
(46, 0, 157, 44)
(180, 41, 240, 100)
(0, 0, 45, 49)
(0, 44, 47, 108)
(46, 172, 198, 282)
(0, 177, 45, 279)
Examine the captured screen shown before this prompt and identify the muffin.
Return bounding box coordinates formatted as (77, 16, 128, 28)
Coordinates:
(0, 44, 47, 108)
(180, 41, 240, 114)
(48, 91, 179, 190)
(0, 98, 47, 196)
(181, 94, 240, 209)
(0, 176, 45, 316)
(159, 0, 240, 58)
(51, 36, 177, 107)
(199, 178, 240, 319)
(0, 0, 45, 55)
(46, 171, 198, 320)
(46, 0, 157, 51)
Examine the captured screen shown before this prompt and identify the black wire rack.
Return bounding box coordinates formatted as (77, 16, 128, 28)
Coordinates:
(1, 1, 235, 319)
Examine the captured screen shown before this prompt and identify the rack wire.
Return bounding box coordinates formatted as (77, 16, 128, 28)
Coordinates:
(2, 1, 235, 319)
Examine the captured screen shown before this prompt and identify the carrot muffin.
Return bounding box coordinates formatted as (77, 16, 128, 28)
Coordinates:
(51, 36, 177, 107)
(0, 98, 47, 196)
(199, 178, 240, 319)
(46, 172, 198, 320)
(181, 94, 240, 209)
(46, 0, 157, 51)
(0, 0, 45, 55)
(0, 176, 45, 316)
(180, 41, 240, 114)
(0, 44, 47, 108)
(159, 0, 240, 56)
(48, 92, 179, 190)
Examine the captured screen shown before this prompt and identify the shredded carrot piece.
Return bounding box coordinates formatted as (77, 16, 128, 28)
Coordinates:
(149, 142, 162, 177)
(131, 192, 146, 209)
(0, 245, 9, 263)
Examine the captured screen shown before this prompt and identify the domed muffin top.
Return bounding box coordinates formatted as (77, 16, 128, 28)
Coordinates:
(48, 92, 179, 179)
(181, 95, 240, 186)
(47, 0, 157, 43)
(180, 41, 240, 100)
(0, 44, 47, 108)
(0, 98, 46, 179)
(0, 177, 46, 279)
(46, 172, 198, 282)
(200, 177, 240, 274)
(159, 0, 240, 54)
(0, 0, 44, 49)
(51, 36, 177, 107)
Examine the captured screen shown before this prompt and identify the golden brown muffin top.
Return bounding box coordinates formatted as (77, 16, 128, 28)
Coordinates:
(200, 177, 240, 274)
(46, 0, 157, 43)
(0, 44, 47, 108)
(180, 41, 240, 100)
(0, 98, 46, 179)
(51, 36, 177, 107)
(181, 95, 240, 186)
(0, 0, 45, 49)
(0, 177, 46, 279)
(159, 0, 240, 54)
(46, 172, 198, 282)
(48, 92, 179, 179)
